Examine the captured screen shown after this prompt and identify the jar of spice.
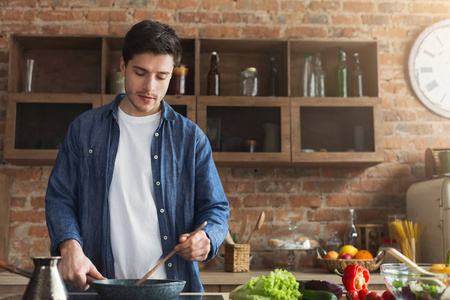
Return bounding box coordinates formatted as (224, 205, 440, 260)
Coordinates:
(168, 63, 189, 95)
(240, 67, 258, 96)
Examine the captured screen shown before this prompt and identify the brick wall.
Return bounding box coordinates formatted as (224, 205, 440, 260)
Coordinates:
(1, 0, 450, 269)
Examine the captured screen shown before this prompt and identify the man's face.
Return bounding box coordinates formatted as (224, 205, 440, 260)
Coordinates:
(119, 52, 174, 117)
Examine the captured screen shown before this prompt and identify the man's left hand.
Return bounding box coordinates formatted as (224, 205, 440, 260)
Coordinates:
(174, 230, 210, 262)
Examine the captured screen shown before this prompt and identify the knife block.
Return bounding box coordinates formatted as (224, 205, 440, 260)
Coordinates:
(224, 244, 250, 272)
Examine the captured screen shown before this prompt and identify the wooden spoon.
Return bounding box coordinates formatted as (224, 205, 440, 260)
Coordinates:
(224, 231, 235, 245)
(385, 247, 446, 288)
(237, 216, 248, 244)
(245, 211, 265, 244)
(136, 221, 207, 286)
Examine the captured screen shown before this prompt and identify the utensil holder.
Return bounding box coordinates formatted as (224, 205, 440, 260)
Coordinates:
(224, 244, 250, 272)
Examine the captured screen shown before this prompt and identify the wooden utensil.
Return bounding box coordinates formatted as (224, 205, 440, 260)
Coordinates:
(385, 247, 446, 288)
(136, 221, 207, 286)
(245, 211, 265, 244)
(237, 216, 248, 243)
(225, 231, 235, 245)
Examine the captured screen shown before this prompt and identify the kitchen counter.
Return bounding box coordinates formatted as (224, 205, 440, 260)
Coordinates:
(200, 267, 385, 292)
(0, 267, 386, 295)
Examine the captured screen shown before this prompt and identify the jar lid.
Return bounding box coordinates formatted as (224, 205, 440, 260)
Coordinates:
(243, 67, 257, 72)
(382, 238, 397, 243)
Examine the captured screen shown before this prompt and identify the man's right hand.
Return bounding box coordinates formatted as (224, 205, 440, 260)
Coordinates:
(59, 239, 106, 291)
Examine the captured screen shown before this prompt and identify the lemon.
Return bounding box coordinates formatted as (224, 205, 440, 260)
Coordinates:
(339, 245, 358, 257)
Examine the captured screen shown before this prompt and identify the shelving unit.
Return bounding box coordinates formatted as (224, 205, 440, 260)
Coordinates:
(5, 35, 383, 166)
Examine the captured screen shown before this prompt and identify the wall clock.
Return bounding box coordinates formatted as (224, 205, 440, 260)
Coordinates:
(408, 19, 450, 118)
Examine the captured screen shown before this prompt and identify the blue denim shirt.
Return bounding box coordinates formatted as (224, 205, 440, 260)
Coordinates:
(45, 94, 229, 292)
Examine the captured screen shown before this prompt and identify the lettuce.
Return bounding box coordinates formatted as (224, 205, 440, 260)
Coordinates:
(229, 269, 302, 300)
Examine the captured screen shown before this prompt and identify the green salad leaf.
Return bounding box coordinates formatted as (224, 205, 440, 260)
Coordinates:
(229, 269, 301, 300)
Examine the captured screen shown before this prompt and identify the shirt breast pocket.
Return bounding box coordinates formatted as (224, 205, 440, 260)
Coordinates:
(80, 146, 107, 181)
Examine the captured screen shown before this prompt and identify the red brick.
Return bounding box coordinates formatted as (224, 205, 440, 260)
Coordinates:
(236, 0, 278, 11)
(223, 181, 255, 194)
(4, 10, 24, 21)
(329, 27, 358, 38)
(242, 26, 281, 38)
(332, 15, 360, 25)
(322, 168, 365, 179)
(222, 13, 258, 24)
(350, 180, 394, 193)
(157, 0, 198, 10)
(0, 23, 39, 35)
(372, 28, 407, 39)
(227, 196, 243, 208)
(178, 12, 221, 24)
(257, 180, 301, 193)
(273, 209, 304, 222)
(309, 1, 340, 11)
(285, 26, 327, 38)
(11, 181, 47, 198)
(303, 180, 347, 193)
(107, 24, 129, 36)
(343, 2, 375, 12)
(29, 226, 49, 237)
(280, 1, 306, 12)
(172, 25, 198, 38)
(202, 0, 235, 10)
(361, 15, 390, 26)
(409, 3, 450, 14)
(41, 25, 62, 35)
(39, 11, 84, 21)
(109, 11, 127, 22)
(379, 54, 403, 66)
(0, 0, 37, 6)
(87, 11, 109, 22)
(0, 167, 41, 181)
(243, 195, 270, 207)
(10, 197, 26, 208)
(63, 24, 108, 35)
(30, 196, 45, 209)
(38, 0, 70, 7)
(289, 195, 321, 208)
(10, 210, 46, 223)
(378, 2, 406, 13)
(326, 195, 370, 207)
(308, 209, 346, 222)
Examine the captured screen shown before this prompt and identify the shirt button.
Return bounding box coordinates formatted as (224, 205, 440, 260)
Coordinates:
(156, 181, 161, 186)
(168, 263, 172, 268)
(160, 208, 164, 213)
(154, 155, 158, 160)
(155, 132, 159, 137)
(163, 236, 168, 240)
(88, 149, 93, 154)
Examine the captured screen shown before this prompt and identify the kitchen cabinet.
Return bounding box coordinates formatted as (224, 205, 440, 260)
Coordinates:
(5, 35, 382, 166)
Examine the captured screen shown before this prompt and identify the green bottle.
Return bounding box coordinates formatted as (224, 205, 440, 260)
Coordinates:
(337, 48, 348, 97)
(446, 250, 450, 266)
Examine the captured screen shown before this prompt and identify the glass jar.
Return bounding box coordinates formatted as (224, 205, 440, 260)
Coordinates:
(240, 67, 258, 96)
(325, 231, 343, 252)
(168, 63, 188, 95)
(268, 221, 313, 250)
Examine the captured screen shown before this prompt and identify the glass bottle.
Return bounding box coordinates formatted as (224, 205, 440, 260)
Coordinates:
(344, 209, 359, 248)
(207, 51, 220, 96)
(325, 231, 343, 252)
(302, 55, 315, 97)
(240, 67, 258, 96)
(337, 48, 348, 97)
(352, 52, 363, 97)
(268, 57, 279, 96)
(313, 53, 326, 97)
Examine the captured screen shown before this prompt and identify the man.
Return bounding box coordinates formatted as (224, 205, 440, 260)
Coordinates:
(45, 20, 229, 292)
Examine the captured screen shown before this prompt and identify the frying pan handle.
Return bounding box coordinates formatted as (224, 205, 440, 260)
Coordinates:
(86, 275, 97, 290)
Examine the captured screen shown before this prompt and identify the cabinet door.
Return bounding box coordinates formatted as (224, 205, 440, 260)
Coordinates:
(197, 96, 291, 164)
(4, 93, 102, 165)
(291, 97, 384, 166)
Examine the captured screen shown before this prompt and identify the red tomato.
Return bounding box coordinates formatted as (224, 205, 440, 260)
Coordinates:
(358, 288, 371, 300)
(346, 291, 359, 300)
(381, 290, 396, 300)
(367, 291, 382, 300)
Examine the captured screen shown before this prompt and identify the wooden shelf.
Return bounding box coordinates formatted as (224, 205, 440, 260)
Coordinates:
(5, 35, 383, 166)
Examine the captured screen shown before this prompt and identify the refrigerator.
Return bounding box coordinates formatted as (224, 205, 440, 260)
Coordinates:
(406, 176, 450, 263)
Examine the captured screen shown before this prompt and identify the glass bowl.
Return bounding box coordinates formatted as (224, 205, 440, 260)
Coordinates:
(268, 221, 316, 250)
(380, 263, 450, 300)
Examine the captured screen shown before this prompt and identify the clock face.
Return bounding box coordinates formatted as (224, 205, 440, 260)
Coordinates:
(409, 19, 450, 118)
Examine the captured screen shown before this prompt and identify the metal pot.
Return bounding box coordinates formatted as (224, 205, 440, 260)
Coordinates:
(0, 256, 68, 300)
(86, 276, 186, 300)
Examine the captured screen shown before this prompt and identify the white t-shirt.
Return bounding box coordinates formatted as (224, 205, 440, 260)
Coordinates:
(108, 106, 167, 280)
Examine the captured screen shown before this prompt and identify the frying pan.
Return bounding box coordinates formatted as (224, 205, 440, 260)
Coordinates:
(86, 276, 186, 300)
(0, 258, 185, 300)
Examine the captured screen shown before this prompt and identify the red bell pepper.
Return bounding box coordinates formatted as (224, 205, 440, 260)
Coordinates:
(339, 264, 370, 293)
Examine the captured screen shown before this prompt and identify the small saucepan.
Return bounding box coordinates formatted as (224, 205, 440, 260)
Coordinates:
(86, 275, 186, 300)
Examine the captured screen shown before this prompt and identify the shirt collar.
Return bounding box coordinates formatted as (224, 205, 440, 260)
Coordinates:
(107, 94, 176, 122)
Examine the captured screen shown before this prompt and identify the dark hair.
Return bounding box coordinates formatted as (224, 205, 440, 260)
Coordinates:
(122, 20, 182, 68)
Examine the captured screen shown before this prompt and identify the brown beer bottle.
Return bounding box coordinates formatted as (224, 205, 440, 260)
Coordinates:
(207, 51, 220, 96)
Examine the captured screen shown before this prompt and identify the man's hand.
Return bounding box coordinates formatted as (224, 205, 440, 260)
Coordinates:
(59, 239, 106, 291)
(174, 230, 211, 262)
